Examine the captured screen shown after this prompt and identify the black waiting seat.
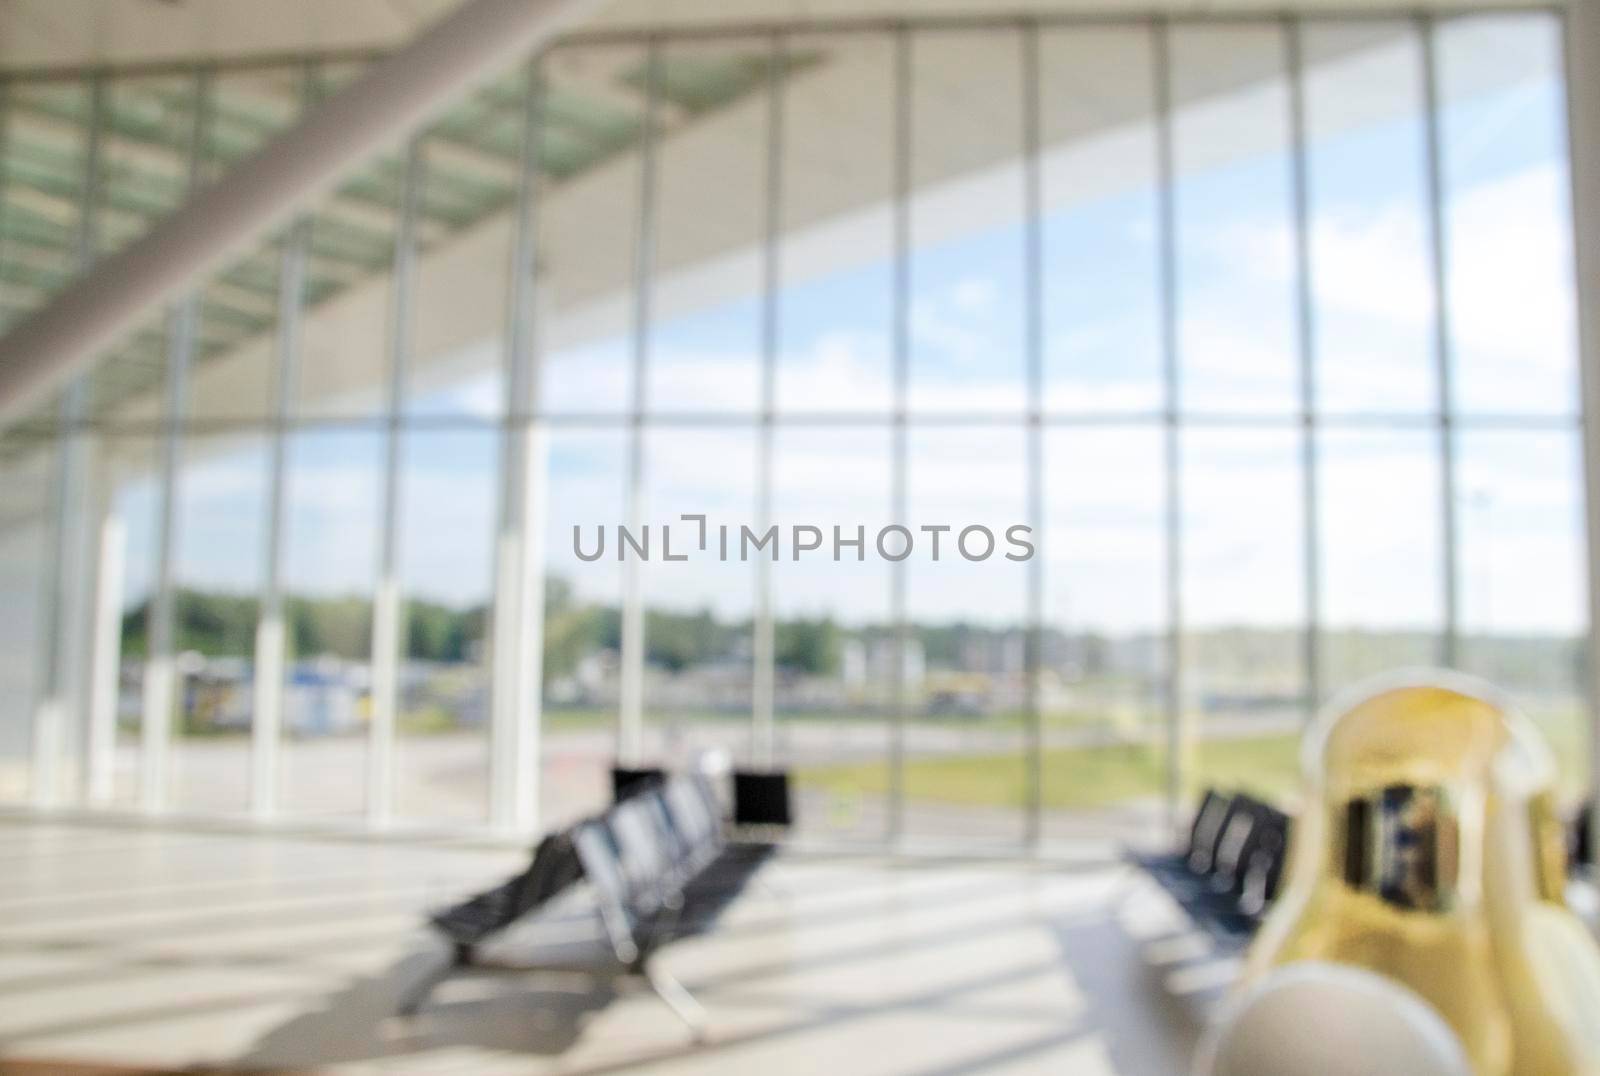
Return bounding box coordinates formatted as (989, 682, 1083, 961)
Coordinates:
(401, 771, 770, 1037)
(1574, 799, 1594, 871)
(1127, 789, 1292, 949)
(426, 830, 583, 952)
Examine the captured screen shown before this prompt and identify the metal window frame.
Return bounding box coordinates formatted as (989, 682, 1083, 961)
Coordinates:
(617, 37, 661, 769)
(1420, 15, 1463, 671)
(139, 66, 215, 813)
(366, 130, 428, 828)
(3, 8, 1592, 856)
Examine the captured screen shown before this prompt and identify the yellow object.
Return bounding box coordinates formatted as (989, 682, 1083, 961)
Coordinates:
(1244, 672, 1600, 1076)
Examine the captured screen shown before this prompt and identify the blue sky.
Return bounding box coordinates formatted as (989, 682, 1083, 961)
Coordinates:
(108, 18, 1583, 640)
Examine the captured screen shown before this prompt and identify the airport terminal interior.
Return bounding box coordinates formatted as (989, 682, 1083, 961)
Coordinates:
(1, 0, 1599, 1072)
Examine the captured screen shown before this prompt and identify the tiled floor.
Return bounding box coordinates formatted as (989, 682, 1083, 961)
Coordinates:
(0, 816, 1234, 1074)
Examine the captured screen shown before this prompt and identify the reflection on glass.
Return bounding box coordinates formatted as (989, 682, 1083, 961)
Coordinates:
(1043, 429, 1166, 843)
(170, 433, 268, 814)
(1318, 431, 1441, 691)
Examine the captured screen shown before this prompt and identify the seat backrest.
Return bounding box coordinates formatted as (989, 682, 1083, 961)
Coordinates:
(609, 792, 677, 912)
(571, 818, 641, 964)
(664, 775, 718, 859)
(1192, 793, 1247, 876)
(509, 830, 584, 920)
(689, 770, 724, 828)
(1574, 798, 1594, 867)
(1236, 808, 1291, 916)
(1211, 797, 1265, 894)
(1187, 790, 1232, 869)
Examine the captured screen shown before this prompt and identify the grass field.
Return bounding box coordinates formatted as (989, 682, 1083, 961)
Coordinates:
(796, 708, 1588, 810)
(796, 732, 1305, 809)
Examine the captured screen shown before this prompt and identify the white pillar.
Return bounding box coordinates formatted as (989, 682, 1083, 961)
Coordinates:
(250, 613, 286, 816)
(491, 61, 549, 833)
(253, 73, 315, 821)
(491, 427, 549, 832)
(368, 134, 425, 828)
(368, 578, 400, 826)
(85, 512, 125, 805)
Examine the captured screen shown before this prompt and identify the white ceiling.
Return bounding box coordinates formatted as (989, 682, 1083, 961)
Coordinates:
(0, 0, 1556, 73)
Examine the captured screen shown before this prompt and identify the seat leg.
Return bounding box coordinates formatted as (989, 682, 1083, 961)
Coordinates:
(398, 943, 471, 1017)
(642, 962, 708, 1043)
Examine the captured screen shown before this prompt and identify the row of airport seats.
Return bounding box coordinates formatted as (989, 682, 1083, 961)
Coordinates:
(401, 770, 774, 1037)
(1128, 790, 1292, 947)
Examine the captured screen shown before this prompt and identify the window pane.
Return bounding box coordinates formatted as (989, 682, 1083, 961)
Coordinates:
(277, 426, 382, 818)
(1437, 15, 1576, 416)
(540, 43, 646, 415)
(639, 428, 757, 766)
(186, 66, 309, 425)
(395, 428, 496, 824)
(85, 309, 168, 435)
(170, 432, 268, 815)
(295, 153, 404, 420)
(1040, 27, 1162, 413)
(186, 232, 284, 425)
(903, 427, 1030, 843)
(208, 66, 307, 174)
(1043, 428, 1167, 844)
(407, 83, 520, 420)
(543, 429, 625, 830)
(1172, 27, 1297, 415)
(774, 428, 892, 843)
(1303, 23, 1434, 415)
(776, 32, 894, 414)
(99, 75, 195, 259)
(1319, 430, 1441, 691)
(1182, 430, 1304, 803)
(1457, 430, 1585, 800)
(4, 82, 90, 321)
(908, 29, 1027, 414)
(645, 38, 767, 413)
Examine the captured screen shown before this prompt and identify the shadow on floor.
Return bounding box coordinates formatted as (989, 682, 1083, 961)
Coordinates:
(235, 938, 616, 1070)
(226, 883, 1218, 1076)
